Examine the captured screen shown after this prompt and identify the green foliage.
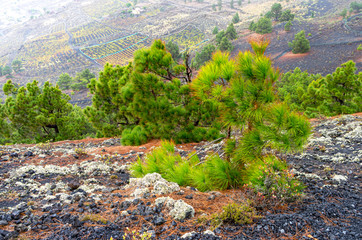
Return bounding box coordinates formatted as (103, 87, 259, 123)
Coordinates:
(255, 17, 273, 34)
(121, 126, 148, 146)
(232, 13, 240, 24)
(264, 11, 272, 19)
(219, 37, 234, 52)
(245, 155, 305, 202)
(277, 67, 321, 111)
(211, 202, 259, 226)
(2, 80, 94, 143)
(192, 44, 216, 69)
(288, 30, 310, 54)
(212, 26, 219, 34)
(280, 9, 295, 22)
(225, 23, 237, 40)
(130, 141, 242, 191)
(278, 61, 361, 118)
(248, 21, 256, 31)
(215, 30, 225, 44)
(165, 41, 181, 60)
(271, 3, 282, 20)
(340, 8, 347, 18)
(71, 69, 95, 91)
(2, 66, 12, 76)
(350, 1, 362, 12)
(57, 73, 72, 90)
(284, 20, 292, 31)
(86, 40, 221, 144)
(238, 0, 242, 6)
(11, 60, 22, 73)
(56, 69, 95, 91)
(192, 39, 311, 167)
(358, 44, 362, 51)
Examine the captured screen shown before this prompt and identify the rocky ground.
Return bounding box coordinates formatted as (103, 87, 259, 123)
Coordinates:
(0, 114, 361, 240)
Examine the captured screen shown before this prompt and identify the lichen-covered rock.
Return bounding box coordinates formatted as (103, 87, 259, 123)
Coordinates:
(127, 173, 180, 196)
(155, 197, 194, 221)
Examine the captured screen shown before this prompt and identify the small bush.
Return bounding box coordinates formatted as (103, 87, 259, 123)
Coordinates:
(288, 30, 310, 54)
(245, 155, 304, 202)
(211, 202, 260, 226)
(75, 146, 87, 156)
(121, 126, 148, 146)
(81, 214, 107, 224)
(130, 141, 242, 191)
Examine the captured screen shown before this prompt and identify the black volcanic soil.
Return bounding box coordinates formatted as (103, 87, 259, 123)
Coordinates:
(0, 114, 361, 240)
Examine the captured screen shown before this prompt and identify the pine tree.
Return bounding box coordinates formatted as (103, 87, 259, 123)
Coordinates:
(192, 39, 311, 165)
(324, 61, 361, 114)
(255, 17, 272, 34)
(288, 30, 310, 54)
(238, 0, 242, 6)
(57, 73, 72, 90)
(11, 60, 22, 73)
(192, 44, 216, 69)
(71, 69, 95, 91)
(86, 40, 221, 144)
(166, 41, 181, 60)
(219, 37, 233, 51)
(284, 20, 292, 31)
(230, 0, 234, 9)
(271, 3, 282, 20)
(280, 9, 295, 22)
(225, 23, 237, 40)
(3, 80, 75, 141)
(212, 26, 219, 34)
(232, 12, 240, 23)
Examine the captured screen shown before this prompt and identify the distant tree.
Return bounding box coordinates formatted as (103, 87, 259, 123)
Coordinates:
(238, 0, 242, 6)
(230, 0, 234, 9)
(11, 60, 22, 73)
(284, 20, 292, 31)
(271, 3, 282, 20)
(218, 0, 222, 10)
(166, 41, 181, 60)
(265, 11, 272, 19)
(232, 12, 240, 23)
(288, 30, 310, 54)
(57, 73, 72, 90)
(340, 8, 348, 18)
(248, 21, 257, 31)
(225, 23, 237, 40)
(219, 36, 233, 52)
(2, 66, 12, 76)
(324, 61, 361, 114)
(192, 44, 216, 69)
(280, 9, 295, 22)
(0, 66, 2, 76)
(71, 69, 95, 91)
(255, 17, 272, 34)
(3, 80, 72, 141)
(350, 1, 362, 12)
(212, 4, 217, 11)
(213, 26, 219, 34)
(216, 30, 226, 44)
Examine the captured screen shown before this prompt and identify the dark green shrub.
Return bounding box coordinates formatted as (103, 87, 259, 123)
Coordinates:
(288, 30, 310, 54)
(121, 126, 148, 146)
(255, 17, 272, 34)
